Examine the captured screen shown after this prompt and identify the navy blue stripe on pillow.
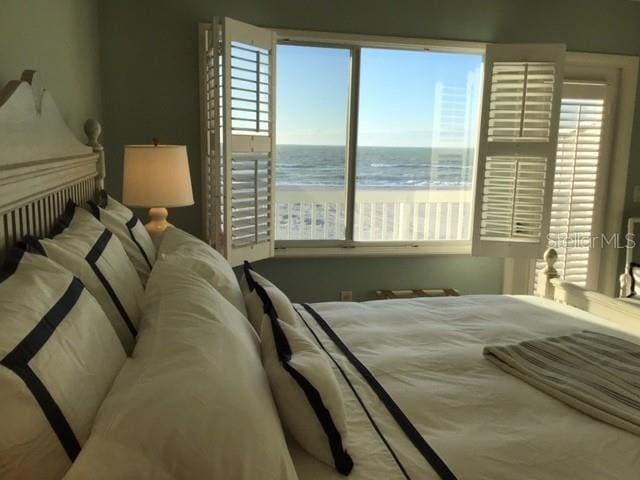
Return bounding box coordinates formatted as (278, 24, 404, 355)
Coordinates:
(86, 229, 137, 337)
(294, 306, 411, 480)
(125, 215, 153, 269)
(243, 261, 257, 291)
(96, 190, 109, 208)
(301, 303, 457, 480)
(1, 277, 85, 460)
(51, 200, 77, 236)
(0, 247, 26, 284)
(87, 200, 101, 220)
(255, 283, 353, 475)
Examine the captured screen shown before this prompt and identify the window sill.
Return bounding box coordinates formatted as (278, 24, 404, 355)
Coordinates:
(274, 241, 472, 258)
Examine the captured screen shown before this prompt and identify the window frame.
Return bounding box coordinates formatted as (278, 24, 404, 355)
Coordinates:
(273, 30, 486, 257)
(501, 53, 639, 297)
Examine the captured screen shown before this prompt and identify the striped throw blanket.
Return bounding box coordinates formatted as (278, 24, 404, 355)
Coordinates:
(484, 330, 640, 436)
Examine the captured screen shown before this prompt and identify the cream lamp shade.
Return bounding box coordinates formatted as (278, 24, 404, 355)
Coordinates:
(122, 144, 194, 235)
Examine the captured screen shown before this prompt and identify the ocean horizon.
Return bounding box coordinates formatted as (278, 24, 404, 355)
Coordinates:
(276, 144, 475, 190)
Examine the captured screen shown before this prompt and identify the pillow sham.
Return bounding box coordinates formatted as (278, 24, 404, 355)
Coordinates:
(62, 258, 298, 480)
(89, 191, 156, 286)
(158, 227, 247, 317)
(26, 201, 143, 353)
(242, 261, 298, 332)
(258, 283, 353, 475)
(0, 248, 126, 480)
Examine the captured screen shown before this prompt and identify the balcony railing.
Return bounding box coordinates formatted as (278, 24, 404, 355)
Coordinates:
(276, 188, 472, 241)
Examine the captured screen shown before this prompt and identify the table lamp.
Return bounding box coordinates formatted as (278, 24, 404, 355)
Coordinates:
(122, 142, 194, 235)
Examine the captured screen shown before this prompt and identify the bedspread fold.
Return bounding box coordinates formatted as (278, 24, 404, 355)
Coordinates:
(484, 330, 640, 436)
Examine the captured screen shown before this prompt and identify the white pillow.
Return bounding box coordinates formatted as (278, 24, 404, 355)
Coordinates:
(27, 202, 143, 353)
(242, 261, 298, 332)
(89, 191, 156, 286)
(259, 283, 353, 475)
(158, 227, 247, 317)
(0, 248, 126, 480)
(62, 258, 298, 480)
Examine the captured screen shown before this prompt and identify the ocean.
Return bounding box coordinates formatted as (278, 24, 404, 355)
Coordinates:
(276, 144, 475, 189)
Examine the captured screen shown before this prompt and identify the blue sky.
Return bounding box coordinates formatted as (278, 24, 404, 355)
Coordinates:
(276, 45, 483, 148)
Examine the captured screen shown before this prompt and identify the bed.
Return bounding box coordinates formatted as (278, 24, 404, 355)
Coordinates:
(2, 71, 640, 480)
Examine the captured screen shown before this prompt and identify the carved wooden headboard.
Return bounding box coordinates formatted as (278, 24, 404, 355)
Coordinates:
(0, 70, 105, 259)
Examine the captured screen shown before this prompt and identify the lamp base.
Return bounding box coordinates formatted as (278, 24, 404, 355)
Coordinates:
(145, 207, 172, 236)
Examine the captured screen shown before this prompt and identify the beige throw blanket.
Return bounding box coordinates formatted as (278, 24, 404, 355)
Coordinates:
(484, 330, 640, 436)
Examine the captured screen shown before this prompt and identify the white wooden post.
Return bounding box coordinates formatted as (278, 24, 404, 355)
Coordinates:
(84, 118, 104, 190)
(619, 272, 632, 297)
(536, 248, 560, 299)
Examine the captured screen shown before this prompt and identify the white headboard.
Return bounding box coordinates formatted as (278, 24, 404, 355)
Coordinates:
(0, 70, 104, 259)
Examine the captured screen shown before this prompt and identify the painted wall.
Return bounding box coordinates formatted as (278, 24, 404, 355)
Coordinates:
(98, 0, 640, 302)
(0, 0, 102, 140)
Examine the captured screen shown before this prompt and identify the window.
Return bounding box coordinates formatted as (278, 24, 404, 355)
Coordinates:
(534, 82, 611, 289)
(202, 23, 567, 260)
(275, 44, 483, 244)
(275, 45, 351, 241)
(355, 48, 482, 241)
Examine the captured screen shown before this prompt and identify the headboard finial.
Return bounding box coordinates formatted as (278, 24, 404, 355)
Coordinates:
(84, 118, 105, 189)
(84, 118, 103, 150)
(536, 248, 560, 300)
(543, 247, 558, 272)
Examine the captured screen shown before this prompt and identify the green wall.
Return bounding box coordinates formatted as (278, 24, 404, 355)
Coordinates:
(0, 0, 101, 140)
(250, 255, 503, 302)
(98, 0, 640, 302)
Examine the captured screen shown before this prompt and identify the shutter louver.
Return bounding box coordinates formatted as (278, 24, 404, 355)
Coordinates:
(201, 17, 276, 266)
(535, 92, 605, 288)
(201, 22, 225, 251)
(481, 156, 547, 240)
(472, 44, 565, 258)
(488, 63, 556, 142)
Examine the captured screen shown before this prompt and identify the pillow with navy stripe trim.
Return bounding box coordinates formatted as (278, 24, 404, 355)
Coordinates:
(158, 226, 248, 317)
(242, 261, 298, 333)
(26, 201, 143, 353)
(258, 283, 353, 475)
(0, 248, 125, 480)
(89, 191, 156, 286)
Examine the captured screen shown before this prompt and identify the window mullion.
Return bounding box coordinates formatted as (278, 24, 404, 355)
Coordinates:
(344, 46, 361, 242)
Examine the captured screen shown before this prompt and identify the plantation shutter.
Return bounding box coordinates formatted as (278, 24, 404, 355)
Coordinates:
(534, 83, 608, 288)
(472, 44, 566, 258)
(201, 17, 276, 266)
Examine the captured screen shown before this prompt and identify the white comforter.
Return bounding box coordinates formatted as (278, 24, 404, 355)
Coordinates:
(291, 295, 640, 480)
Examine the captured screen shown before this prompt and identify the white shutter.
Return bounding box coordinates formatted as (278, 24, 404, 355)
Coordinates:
(535, 83, 607, 288)
(201, 17, 276, 266)
(472, 44, 565, 258)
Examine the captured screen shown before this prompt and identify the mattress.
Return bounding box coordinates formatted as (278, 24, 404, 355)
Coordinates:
(290, 295, 640, 480)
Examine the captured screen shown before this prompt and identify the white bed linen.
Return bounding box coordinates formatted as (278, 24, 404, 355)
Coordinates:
(291, 295, 640, 480)
(62, 259, 297, 480)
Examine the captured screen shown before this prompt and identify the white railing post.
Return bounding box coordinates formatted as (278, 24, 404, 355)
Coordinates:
(445, 202, 453, 239)
(398, 203, 406, 240)
(434, 203, 442, 240)
(424, 203, 432, 240)
(456, 200, 465, 240)
(381, 203, 389, 241)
